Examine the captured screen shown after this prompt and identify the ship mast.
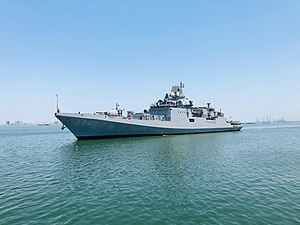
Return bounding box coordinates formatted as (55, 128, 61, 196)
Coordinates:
(179, 81, 184, 98)
(56, 94, 59, 113)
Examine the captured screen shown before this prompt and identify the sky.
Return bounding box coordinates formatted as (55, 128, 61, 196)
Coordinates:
(0, 0, 300, 124)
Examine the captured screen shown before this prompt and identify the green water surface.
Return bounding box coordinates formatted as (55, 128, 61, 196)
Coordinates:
(0, 123, 299, 224)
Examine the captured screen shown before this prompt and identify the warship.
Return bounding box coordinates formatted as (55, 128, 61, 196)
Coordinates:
(55, 82, 242, 139)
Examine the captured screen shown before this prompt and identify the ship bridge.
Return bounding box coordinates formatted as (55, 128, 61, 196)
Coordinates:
(148, 82, 193, 121)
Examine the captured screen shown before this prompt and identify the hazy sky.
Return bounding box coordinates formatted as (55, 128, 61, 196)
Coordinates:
(0, 0, 300, 124)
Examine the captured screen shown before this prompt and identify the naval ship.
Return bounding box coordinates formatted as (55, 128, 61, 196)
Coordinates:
(55, 82, 242, 139)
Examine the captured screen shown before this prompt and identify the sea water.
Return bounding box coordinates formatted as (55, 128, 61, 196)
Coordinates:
(0, 123, 299, 224)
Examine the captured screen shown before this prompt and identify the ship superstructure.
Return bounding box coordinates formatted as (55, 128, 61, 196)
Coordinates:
(55, 82, 242, 139)
(148, 82, 224, 122)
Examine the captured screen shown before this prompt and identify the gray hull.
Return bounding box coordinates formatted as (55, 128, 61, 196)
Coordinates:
(56, 113, 242, 140)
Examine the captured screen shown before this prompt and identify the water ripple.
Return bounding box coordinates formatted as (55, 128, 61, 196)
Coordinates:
(0, 124, 299, 224)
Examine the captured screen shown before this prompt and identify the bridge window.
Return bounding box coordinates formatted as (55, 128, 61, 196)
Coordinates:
(189, 118, 195, 122)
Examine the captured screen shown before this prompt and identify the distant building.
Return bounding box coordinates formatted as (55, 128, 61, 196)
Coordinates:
(6, 121, 10, 125)
(15, 121, 23, 125)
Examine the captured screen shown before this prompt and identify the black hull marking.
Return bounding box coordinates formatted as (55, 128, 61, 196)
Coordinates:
(76, 129, 241, 140)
